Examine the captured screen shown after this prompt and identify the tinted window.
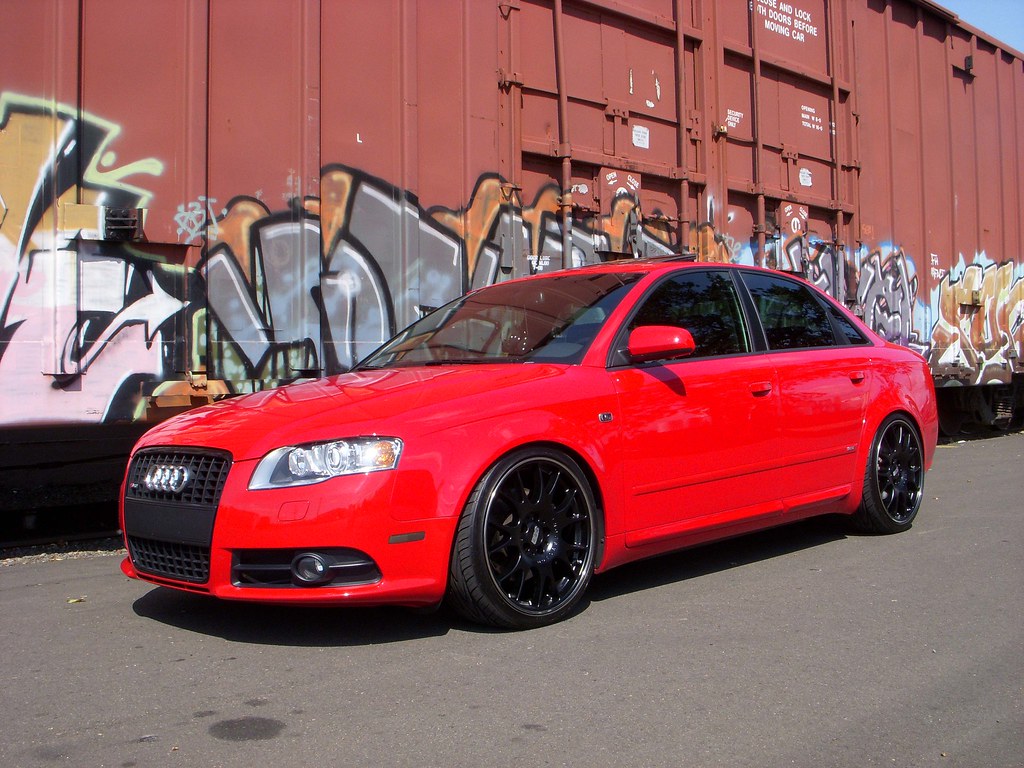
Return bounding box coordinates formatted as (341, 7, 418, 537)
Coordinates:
(628, 270, 749, 358)
(741, 272, 836, 349)
(826, 303, 871, 345)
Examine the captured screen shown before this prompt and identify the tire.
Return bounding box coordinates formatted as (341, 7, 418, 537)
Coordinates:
(853, 415, 925, 534)
(447, 447, 600, 629)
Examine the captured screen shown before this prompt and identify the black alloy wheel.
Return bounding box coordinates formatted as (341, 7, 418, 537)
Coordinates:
(854, 415, 925, 534)
(447, 447, 599, 629)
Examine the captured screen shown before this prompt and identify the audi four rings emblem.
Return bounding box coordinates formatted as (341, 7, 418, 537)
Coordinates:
(143, 464, 191, 494)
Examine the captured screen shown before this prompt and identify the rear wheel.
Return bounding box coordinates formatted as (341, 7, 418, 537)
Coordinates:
(447, 447, 599, 629)
(853, 415, 924, 534)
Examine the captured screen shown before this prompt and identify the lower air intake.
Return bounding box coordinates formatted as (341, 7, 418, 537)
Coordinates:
(128, 536, 210, 583)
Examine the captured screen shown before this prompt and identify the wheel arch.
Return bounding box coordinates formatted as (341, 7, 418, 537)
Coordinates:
(868, 407, 925, 442)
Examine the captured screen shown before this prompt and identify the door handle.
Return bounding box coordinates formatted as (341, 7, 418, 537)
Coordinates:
(849, 371, 866, 384)
(749, 380, 773, 396)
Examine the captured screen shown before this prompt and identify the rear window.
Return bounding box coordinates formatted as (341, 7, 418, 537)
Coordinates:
(825, 303, 871, 345)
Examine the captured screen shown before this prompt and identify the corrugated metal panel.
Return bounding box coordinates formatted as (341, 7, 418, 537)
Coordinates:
(204, 0, 321, 384)
(0, 1, 81, 379)
(849, 1, 1023, 391)
(81, 0, 206, 247)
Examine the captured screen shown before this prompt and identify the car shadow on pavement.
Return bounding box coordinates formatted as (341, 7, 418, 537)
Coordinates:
(131, 515, 851, 643)
(587, 515, 851, 603)
(132, 590, 455, 646)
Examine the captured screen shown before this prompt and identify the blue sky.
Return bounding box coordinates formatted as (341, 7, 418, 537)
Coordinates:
(936, 0, 1024, 53)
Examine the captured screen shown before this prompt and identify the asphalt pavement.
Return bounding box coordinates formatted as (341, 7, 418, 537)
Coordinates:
(1, 432, 1021, 768)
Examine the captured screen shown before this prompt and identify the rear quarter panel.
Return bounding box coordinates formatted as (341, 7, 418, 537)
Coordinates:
(853, 344, 939, 510)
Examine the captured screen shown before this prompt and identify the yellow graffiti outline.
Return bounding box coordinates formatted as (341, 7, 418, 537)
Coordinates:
(0, 92, 164, 211)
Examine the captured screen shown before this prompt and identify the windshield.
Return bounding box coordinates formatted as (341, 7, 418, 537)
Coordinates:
(358, 271, 642, 369)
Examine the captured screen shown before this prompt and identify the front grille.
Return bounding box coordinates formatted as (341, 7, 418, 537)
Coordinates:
(126, 449, 231, 507)
(128, 536, 210, 583)
(123, 448, 231, 583)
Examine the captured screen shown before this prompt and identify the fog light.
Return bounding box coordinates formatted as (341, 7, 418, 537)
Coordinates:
(291, 552, 334, 586)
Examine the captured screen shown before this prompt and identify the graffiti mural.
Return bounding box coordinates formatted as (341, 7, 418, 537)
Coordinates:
(0, 93, 183, 425)
(689, 221, 736, 263)
(193, 168, 678, 390)
(855, 246, 922, 350)
(930, 260, 1024, 384)
(2, 90, 1021, 430)
(766, 231, 844, 303)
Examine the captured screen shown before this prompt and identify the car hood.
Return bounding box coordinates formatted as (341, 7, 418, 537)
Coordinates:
(135, 364, 572, 460)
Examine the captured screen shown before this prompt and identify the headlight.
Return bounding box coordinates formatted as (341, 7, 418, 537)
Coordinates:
(248, 437, 403, 489)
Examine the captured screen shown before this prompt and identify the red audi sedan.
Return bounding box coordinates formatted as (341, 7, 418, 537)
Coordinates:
(120, 260, 938, 629)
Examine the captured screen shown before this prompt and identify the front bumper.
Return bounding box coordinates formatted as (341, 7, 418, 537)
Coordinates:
(120, 447, 456, 608)
(120, 522, 453, 608)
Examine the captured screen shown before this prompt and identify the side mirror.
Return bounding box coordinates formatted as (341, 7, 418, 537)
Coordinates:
(627, 325, 696, 363)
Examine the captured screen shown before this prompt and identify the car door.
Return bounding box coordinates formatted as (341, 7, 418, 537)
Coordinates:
(738, 271, 873, 509)
(610, 269, 786, 549)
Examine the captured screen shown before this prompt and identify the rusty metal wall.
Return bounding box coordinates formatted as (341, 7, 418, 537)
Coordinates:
(1, 0, 1022, 445)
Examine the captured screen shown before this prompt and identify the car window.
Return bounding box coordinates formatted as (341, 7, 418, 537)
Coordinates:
(358, 271, 642, 368)
(627, 270, 750, 358)
(740, 272, 836, 349)
(825, 303, 871, 345)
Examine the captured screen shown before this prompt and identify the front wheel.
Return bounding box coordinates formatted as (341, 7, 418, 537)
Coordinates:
(447, 447, 600, 629)
(853, 415, 925, 534)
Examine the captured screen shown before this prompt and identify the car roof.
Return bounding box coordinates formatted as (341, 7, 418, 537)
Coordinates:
(508, 256, 691, 280)
(480, 257, 835, 302)
(520, 256, 751, 281)
(535, 255, 828, 286)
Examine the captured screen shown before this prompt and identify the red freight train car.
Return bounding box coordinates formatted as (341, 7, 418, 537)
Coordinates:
(1, 0, 1021, 516)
